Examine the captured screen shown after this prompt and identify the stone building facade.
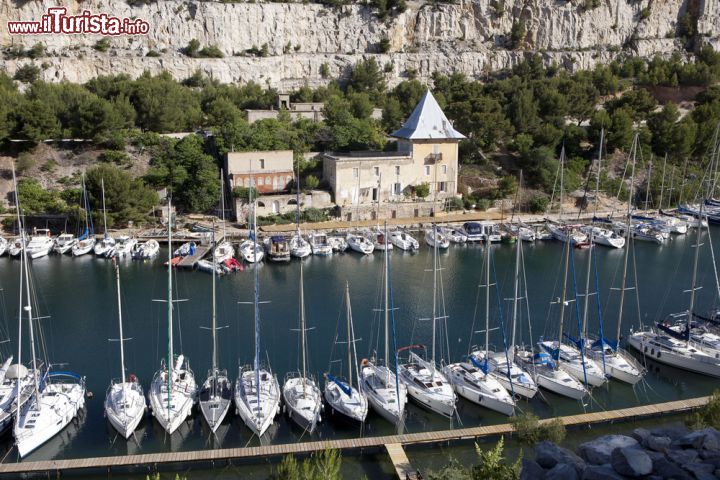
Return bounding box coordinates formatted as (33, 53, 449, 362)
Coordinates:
(225, 150, 294, 194)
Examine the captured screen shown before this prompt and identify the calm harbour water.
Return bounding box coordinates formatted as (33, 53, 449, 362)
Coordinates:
(1, 227, 720, 476)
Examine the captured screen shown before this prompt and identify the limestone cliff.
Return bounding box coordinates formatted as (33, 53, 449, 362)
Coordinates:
(0, 0, 718, 89)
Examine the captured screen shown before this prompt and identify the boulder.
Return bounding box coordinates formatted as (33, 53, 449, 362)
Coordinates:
(645, 435, 672, 452)
(536, 441, 586, 473)
(581, 464, 625, 480)
(667, 448, 699, 465)
(651, 457, 693, 480)
(578, 435, 639, 465)
(673, 428, 720, 451)
(545, 463, 579, 480)
(682, 462, 716, 480)
(520, 458, 546, 480)
(632, 428, 652, 444)
(649, 425, 690, 440)
(611, 446, 653, 477)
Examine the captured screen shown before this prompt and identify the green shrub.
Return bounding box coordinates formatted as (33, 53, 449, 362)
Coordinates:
(184, 39, 200, 57)
(14, 64, 40, 83)
(688, 389, 720, 430)
(320, 63, 330, 79)
(511, 412, 567, 445)
(199, 45, 224, 58)
(510, 20, 526, 49)
(304, 175, 320, 191)
(301, 207, 328, 223)
(476, 199, 491, 211)
(378, 37, 391, 53)
(146, 50, 161, 57)
(16, 153, 35, 174)
(232, 186, 258, 200)
(27, 43, 45, 59)
(446, 197, 464, 211)
(527, 194, 549, 213)
(415, 182, 430, 198)
(100, 150, 132, 166)
(94, 38, 111, 52)
(274, 448, 341, 480)
(40, 159, 56, 173)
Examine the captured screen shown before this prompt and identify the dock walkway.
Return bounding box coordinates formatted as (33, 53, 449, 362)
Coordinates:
(0, 396, 708, 477)
(176, 245, 211, 268)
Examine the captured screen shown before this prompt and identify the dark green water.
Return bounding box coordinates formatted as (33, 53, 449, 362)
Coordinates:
(1, 227, 719, 470)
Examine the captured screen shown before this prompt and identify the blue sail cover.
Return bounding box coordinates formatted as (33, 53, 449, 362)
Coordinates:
(591, 336, 618, 351)
(563, 333, 585, 350)
(656, 321, 689, 341)
(540, 343, 561, 362)
(77, 227, 88, 241)
(533, 352, 556, 369)
(327, 373, 353, 397)
(469, 354, 489, 374)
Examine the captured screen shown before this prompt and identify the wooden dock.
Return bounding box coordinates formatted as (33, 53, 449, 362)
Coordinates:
(176, 245, 211, 269)
(0, 396, 709, 477)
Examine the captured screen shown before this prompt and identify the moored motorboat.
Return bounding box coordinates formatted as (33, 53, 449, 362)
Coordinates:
(309, 232, 333, 256)
(53, 233, 77, 255)
(347, 233, 374, 255)
(390, 230, 419, 251)
(264, 236, 291, 262)
(25, 229, 54, 259)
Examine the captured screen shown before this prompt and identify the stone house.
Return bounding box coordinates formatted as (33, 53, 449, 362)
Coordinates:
(225, 150, 295, 194)
(322, 90, 464, 220)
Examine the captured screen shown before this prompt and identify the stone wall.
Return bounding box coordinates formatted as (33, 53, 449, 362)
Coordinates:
(1, 0, 718, 89)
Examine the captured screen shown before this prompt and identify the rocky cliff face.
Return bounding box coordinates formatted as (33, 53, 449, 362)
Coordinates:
(1, 0, 718, 89)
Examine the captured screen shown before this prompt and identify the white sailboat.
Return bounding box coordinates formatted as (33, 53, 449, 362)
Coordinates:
(234, 200, 281, 437)
(399, 224, 456, 418)
(324, 283, 368, 423)
(470, 229, 538, 400)
(54, 233, 77, 254)
(448, 241, 516, 415)
(72, 174, 97, 257)
(239, 239, 265, 263)
(94, 178, 116, 257)
(0, 237, 7, 256)
(213, 170, 235, 264)
(290, 174, 311, 259)
(309, 231, 333, 256)
(360, 223, 407, 426)
(424, 225, 450, 249)
(109, 235, 138, 259)
(148, 197, 197, 434)
(522, 234, 589, 399)
(283, 260, 322, 433)
(586, 136, 645, 384)
(390, 229, 420, 251)
(199, 229, 231, 432)
(104, 263, 145, 439)
(347, 233, 374, 254)
(25, 229, 54, 259)
(13, 167, 86, 458)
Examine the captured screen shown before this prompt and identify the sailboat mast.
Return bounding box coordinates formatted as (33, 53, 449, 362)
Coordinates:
(431, 223, 438, 366)
(300, 261, 307, 395)
(345, 282, 352, 389)
(211, 224, 218, 374)
(557, 237, 571, 370)
(644, 159, 653, 211)
(510, 222, 521, 355)
(167, 197, 173, 412)
(667, 166, 676, 210)
(616, 134, 637, 342)
(559, 147, 565, 220)
(384, 221, 389, 368)
(220, 169, 227, 240)
(658, 154, 667, 212)
(116, 264, 126, 384)
(252, 199, 261, 403)
(101, 177, 107, 237)
(593, 130, 604, 218)
(484, 236, 490, 358)
(11, 165, 27, 418)
(687, 202, 704, 345)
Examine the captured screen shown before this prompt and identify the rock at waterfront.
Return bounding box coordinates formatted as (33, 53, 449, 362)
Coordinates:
(544, 463, 579, 480)
(651, 457, 693, 480)
(632, 428, 652, 444)
(649, 425, 689, 441)
(520, 458, 546, 480)
(610, 446, 653, 477)
(667, 448, 699, 465)
(645, 435, 672, 452)
(536, 441, 586, 473)
(683, 462, 716, 480)
(673, 428, 720, 451)
(578, 435, 639, 465)
(581, 464, 625, 480)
